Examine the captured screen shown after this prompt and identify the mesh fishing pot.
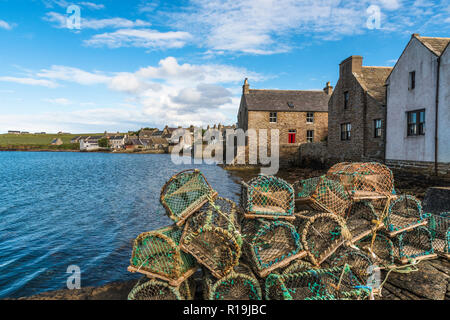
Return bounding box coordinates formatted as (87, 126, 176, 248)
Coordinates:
(327, 247, 375, 287)
(300, 212, 352, 266)
(346, 201, 380, 243)
(355, 233, 395, 269)
(327, 162, 394, 200)
(128, 276, 195, 300)
(161, 169, 218, 226)
(427, 213, 450, 258)
(128, 225, 197, 286)
(241, 219, 305, 277)
(293, 175, 351, 217)
(265, 265, 370, 300)
(202, 263, 262, 300)
(241, 175, 295, 221)
(385, 195, 427, 237)
(397, 226, 436, 264)
(180, 197, 242, 279)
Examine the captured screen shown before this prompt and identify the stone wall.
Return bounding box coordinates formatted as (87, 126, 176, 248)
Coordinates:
(298, 142, 328, 166)
(247, 110, 328, 165)
(385, 159, 450, 177)
(328, 56, 386, 163)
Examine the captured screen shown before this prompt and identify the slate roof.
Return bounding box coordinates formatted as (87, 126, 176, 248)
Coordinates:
(416, 36, 450, 56)
(353, 67, 392, 104)
(140, 137, 168, 146)
(244, 89, 330, 112)
(109, 135, 125, 140)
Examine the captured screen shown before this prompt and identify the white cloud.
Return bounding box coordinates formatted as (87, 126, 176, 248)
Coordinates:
(84, 28, 192, 49)
(0, 20, 13, 30)
(166, 0, 448, 55)
(79, 2, 105, 10)
(36, 65, 110, 85)
(44, 12, 151, 29)
(43, 98, 72, 105)
(0, 57, 260, 129)
(378, 0, 401, 10)
(0, 76, 58, 88)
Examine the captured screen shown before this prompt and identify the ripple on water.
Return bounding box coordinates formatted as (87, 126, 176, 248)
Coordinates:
(0, 151, 241, 298)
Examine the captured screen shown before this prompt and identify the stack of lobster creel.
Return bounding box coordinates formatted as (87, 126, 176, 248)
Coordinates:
(126, 163, 446, 300)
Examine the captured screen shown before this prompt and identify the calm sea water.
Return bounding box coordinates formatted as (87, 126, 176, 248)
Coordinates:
(0, 151, 242, 298)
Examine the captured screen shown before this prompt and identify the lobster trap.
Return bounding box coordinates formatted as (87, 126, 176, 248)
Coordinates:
(293, 176, 351, 217)
(241, 219, 305, 277)
(355, 233, 395, 269)
(427, 213, 450, 258)
(300, 212, 351, 266)
(161, 169, 218, 226)
(327, 162, 395, 200)
(241, 175, 295, 221)
(265, 265, 371, 300)
(203, 263, 262, 300)
(328, 247, 375, 287)
(180, 197, 242, 278)
(385, 195, 428, 237)
(128, 225, 197, 286)
(396, 226, 437, 264)
(128, 276, 195, 300)
(346, 201, 381, 243)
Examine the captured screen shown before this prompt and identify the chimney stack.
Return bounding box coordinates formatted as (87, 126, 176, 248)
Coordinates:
(411, 33, 420, 38)
(243, 78, 250, 94)
(323, 81, 333, 95)
(339, 55, 363, 78)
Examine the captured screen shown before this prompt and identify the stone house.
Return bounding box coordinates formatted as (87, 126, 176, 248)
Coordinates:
(79, 136, 103, 151)
(109, 135, 127, 149)
(237, 79, 331, 164)
(385, 34, 450, 175)
(327, 56, 392, 163)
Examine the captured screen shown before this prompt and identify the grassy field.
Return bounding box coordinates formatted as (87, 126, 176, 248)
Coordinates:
(0, 133, 104, 150)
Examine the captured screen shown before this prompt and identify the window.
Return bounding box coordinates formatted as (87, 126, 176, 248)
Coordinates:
(307, 130, 314, 143)
(374, 119, 382, 138)
(287, 101, 294, 108)
(344, 91, 349, 109)
(407, 109, 425, 136)
(340, 123, 351, 140)
(269, 112, 277, 123)
(288, 130, 296, 143)
(409, 71, 416, 90)
(306, 112, 314, 123)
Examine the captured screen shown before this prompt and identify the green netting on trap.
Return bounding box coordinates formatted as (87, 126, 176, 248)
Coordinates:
(265, 265, 370, 300)
(203, 263, 262, 300)
(129, 225, 197, 284)
(241, 219, 303, 277)
(327, 247, 376, 287)
(180, 197, 242, 278)
(281, 260, 313, 274)
(385, 195, 426, 234)
(300, 212, 351, 266)
(355, 233, 395, 268)
(346, 201, 379, 242)
(161, 169, 217, 225)
(293, 175, 351, 217)
(427, 213, 450, 256)
(241, 175, 294, 219)
(128, 276, 195, 300)
(327, 162, 394, 199)
(397, 226, 435, 262)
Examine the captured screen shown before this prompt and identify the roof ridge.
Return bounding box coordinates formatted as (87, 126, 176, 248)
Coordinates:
(418, 36, 450, 40)
(248, 89, 325, 92)
(362, 66, 393, 69)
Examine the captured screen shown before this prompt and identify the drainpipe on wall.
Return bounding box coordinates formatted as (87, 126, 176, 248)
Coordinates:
(435, 56, 440, 176)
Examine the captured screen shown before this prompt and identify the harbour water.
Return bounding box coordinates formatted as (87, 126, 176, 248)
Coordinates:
(0, 151, 242, 298)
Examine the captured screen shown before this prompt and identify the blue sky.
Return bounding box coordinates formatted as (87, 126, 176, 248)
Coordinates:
(0, 0, 449, 133)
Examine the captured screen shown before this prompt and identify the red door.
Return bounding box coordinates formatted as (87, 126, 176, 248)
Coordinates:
(288, 132, 296, 143)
